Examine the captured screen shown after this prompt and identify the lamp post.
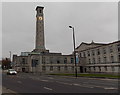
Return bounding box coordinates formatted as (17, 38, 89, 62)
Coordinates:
(9, 51, 11, 62)
(69, 26, 77, 78)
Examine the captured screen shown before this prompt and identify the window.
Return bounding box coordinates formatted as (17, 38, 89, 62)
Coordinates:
(118, 54, 120, 62)
(42, 66, 46, 71)
(42, 57, 46, 64)
(50, 57, 53, 64)
(58, 66, 60, 71)
(87, 51, 90, 56)
(79, 53, 81, 57)
(22, 58, 25, 64)
(83, 52, 86, 57)
(57, 60, 60, 64)
(104, 56, 107, 63)
(103, 48, 106, 54)
(111, 56, 114, 63)
(97, 49, 100, 55)
(71, 66, 74, 71)
(111, 66, 115, 71)
(89, 67, 91, 71)
(64, 58, 67, 64)
(92, 50, 95, 56)
(31, 59, 38, 67)
(109, 46, 113, 53)
(50, 66, 53, 71)
(93, 58, 95, 64)
(105, 66, 107, 71)
(98, 57, 101, 63)
(117, 44, 120, 52)
(65, 66, 68, 71)
(93, 67, 95, 71)
(71, 58, 74, 63)
(88, 59, 91, 64)
(99, 66, 101, 71)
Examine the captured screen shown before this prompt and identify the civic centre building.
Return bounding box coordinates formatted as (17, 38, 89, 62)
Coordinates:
(13, 6, 120, 74)
(76, 40, 120, 73)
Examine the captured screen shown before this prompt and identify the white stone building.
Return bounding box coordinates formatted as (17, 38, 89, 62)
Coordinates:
(76, 40, 120, 73)
(12, 6, 120, 74)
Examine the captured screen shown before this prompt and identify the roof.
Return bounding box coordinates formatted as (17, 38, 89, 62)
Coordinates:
(76, 40, 120, 52)
(76, 41, 107, 50)
(36, 6, 44, 10)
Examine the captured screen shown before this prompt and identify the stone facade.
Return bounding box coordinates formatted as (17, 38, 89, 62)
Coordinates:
(76, 41, 120, 73)
(13, 52, 75, 74)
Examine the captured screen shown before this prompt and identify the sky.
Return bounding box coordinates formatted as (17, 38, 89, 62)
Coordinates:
(2, 2, 118, 59)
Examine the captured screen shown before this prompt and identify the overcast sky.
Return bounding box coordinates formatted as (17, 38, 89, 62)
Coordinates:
(2, 2, 118, 58)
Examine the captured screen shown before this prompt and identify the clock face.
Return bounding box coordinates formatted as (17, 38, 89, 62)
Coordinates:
(38, 16, 43, 20)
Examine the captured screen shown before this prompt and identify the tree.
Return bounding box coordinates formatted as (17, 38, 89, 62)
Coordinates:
(2, 58, 11, 70)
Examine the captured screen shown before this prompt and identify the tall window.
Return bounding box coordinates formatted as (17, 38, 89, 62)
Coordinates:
(93, 58, 95, 64)
(58, 66, 60, 71)
(92, 50, 95, 56)
(42, 57, 46, 64)
(111, 66, 115, 71)
(104, 56, 107, 63)
(65, 66, 68, 71)
(105, 66, 107, 71)
(97, 49, 100, 55)
(109, 46, 113, 53)
(71, 58, 74, 63)
(117, 44, 120, 52)
(111, 56, 114, 63)
(71, 66, 74, 71)
(83, 52, 86, 57)
(79, 53, 81, 57)
(50, 66, 53, 71)
(98, 57, 101, 63)
(22, 58, 25, 64)
(118, 54, 120, 62)
(103, 48, 106, 54)
(57, 57, 61, 64)
(42, 66, 46, 71)
(50, 57, 53, 64)
(87, 51, 90, 56)
(99, 66, 101, 72)
(89, 59, 91, 64)
(64, 58, 67, 64)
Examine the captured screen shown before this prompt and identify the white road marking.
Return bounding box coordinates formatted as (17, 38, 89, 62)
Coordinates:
(56, 81, 72, 85)
(41, 80, 49, 82)
(43, 87, 53, 91)
(73, 83, 94, 88)
(99, 79, 118, 81)
(86, 84, 118, 90)
(104, 87, 118, 90)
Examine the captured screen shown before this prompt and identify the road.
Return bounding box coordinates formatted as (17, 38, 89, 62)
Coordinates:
(2, 72, 119, 94)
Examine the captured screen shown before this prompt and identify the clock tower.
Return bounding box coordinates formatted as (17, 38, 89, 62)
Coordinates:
(33, 6, 46, 52)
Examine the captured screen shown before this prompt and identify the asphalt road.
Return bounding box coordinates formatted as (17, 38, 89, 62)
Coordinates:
(2, 72, 119, 94)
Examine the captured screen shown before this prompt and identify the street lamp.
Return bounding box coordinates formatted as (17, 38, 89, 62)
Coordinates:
(9, 51, 11, 62)
(69, 26, 77, 78)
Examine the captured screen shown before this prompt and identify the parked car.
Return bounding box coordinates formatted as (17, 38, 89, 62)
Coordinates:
(7, 69, 17, 75)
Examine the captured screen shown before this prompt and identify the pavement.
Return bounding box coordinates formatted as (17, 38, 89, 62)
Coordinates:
(2, 86, 16, 93)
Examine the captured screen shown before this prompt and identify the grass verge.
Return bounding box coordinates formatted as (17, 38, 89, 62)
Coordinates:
(49, 73, 120, 78)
